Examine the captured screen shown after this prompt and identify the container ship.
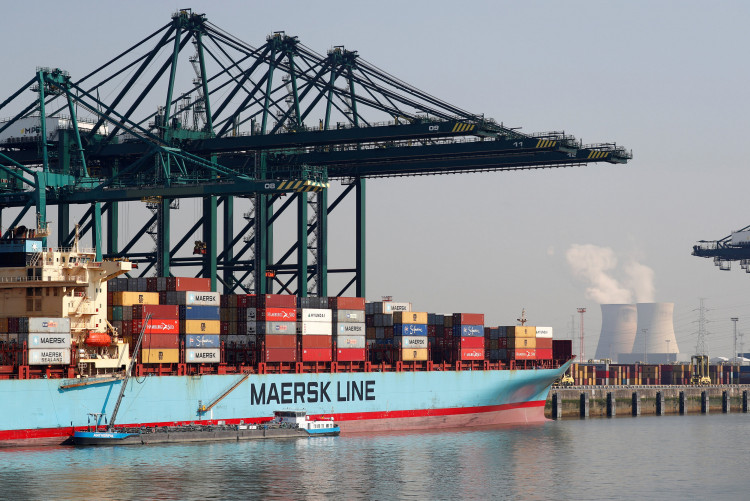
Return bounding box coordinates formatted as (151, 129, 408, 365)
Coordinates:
(0, 227, 571, 447)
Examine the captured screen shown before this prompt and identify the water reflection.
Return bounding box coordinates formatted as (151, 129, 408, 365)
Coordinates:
(0, 415, 747, 500)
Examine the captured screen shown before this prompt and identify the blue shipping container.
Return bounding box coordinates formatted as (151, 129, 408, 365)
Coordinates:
(453, 324, 484, 337)
(179, 305, 221, 320)
(394, 323, 428, 336)
(184, 334, 220, 348)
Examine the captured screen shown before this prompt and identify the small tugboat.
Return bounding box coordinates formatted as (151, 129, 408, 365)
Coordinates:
(271, 410, 341, 436)
(71, 410, 339, 446)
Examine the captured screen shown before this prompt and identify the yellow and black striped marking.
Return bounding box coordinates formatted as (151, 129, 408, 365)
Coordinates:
(587, 151, 610, 159)
(535, 139, 557, 148)
(276, 180, 330, 192)
(451, 122, 476, 133)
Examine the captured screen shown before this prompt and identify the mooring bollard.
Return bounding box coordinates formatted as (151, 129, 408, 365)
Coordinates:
(701, 391, 709, 414)
(656, 391, 665, 416)
(552, 393, 562, 420)
(632, 391, 640, 416)
(607, 392, 616, 417)
(679, 391, 686, 415)
(722, 390, 729, 413)
(580, 392, 589, 418)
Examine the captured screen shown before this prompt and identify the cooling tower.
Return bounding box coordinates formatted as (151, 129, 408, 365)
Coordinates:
(595, 304, 637, 362)
(632, 302, 679, 359)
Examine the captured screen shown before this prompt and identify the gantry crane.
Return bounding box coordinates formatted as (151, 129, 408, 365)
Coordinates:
(0, 9, 631, 297)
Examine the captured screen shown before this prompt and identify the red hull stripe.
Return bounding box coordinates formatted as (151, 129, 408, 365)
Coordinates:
(0, 400, 545, 442)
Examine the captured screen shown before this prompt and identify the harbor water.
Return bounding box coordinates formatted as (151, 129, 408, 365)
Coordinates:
(1, 414, 746, 500)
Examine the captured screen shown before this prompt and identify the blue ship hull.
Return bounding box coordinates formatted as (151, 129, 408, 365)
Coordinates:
(0, 362, 569, 445)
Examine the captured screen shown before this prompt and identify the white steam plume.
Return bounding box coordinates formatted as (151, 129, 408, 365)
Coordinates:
(566, 244, 655, 304)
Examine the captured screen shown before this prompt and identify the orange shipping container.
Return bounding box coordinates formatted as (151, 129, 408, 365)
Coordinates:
(506, 326, 536, 338)
(112, 291, 159, 306)
(508, 337, 536, 349)
(401, 348, 428, 361)
(393, 311, 428, 325)
(141, 348, 179, 364)
(183, 320, 221, 335)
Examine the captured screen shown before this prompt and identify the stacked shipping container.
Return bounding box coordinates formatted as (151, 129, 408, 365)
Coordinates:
(330, 297, 366, 362)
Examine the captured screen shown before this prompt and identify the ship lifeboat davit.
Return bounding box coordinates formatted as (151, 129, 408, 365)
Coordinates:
(84, 331, 111, 347)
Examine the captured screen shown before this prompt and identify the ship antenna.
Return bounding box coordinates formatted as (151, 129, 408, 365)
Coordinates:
(517, 308, 527, 326)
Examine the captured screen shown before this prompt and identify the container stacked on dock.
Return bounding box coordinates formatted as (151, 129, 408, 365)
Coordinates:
(394, 311, 429, 361)
(181, 303, 221, 364)
(256, 294, 297, 363)
(453, 313, 485, 361)
(330, 297, 366, 362)
(130, 304, 179, 363)
(535, 327, 553, 361)
(507, 325, 536, 360)
(23, 317, 72, 365)
(297, 299, 333, 362)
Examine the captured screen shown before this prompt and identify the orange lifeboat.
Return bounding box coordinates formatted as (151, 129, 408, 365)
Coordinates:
(84, 331, 111, 347)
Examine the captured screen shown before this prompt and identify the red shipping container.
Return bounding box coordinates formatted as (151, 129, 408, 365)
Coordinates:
(167, 277, 212, 292)
(328, 297, 366, 311)
(337, 348, 366, 361)
(139, 333, 180, 349)
(302, 335, 333, 349)
(265, 348, 297, 362)
(498, 338, 508, 349)
(220, 295, 229, 307)
(535, 337, 553, 350)
(460, 336, 485, 349)
(452, 313, 485, 325)
(107, 291, 114, 305)
(256, 294, 296, 309)
(301, 348, 332, 362)
(427, 325, 436, 336)
(510, 349, 536, 360)
(264, 334, 297, 349)
(132, 304, 179, 320)
(459, 348, 484, 360)
(146, 277, 158, 292)
(246, 294, 257, 308)
(236, 295, 248, 308)
(258, 308, 297, 322)
(131, 318, 180, 335)
(220, 321, 230, 335)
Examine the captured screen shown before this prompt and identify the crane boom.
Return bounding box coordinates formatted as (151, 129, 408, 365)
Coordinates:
(109, 313, 151, 429)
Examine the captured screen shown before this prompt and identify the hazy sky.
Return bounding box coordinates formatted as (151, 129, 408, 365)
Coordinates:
(2, 1, 750, 358)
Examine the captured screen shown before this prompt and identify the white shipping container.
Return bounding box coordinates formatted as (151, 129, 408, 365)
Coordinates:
(297, 322, 333, 335)
(535, 327, 554, 339)
(335, 310, 365, 323)
(28, 348, 71, 365)
(258, 321, 297, 334)
(335, 335, 365, 349)
(247, 322, 258, 335)
(166, 291, 220, 306)
(368, 301, 412, 314)
(246, 308, 257, 322)
(298, 308, 332, 323)
(337, 322, 365, 335)
(24, 333, 71, 349)
(186, 348, 220, 363)
(400, 336, 429, 348)
(26, 317, 71, 334)
(731, 231, 750, 246)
